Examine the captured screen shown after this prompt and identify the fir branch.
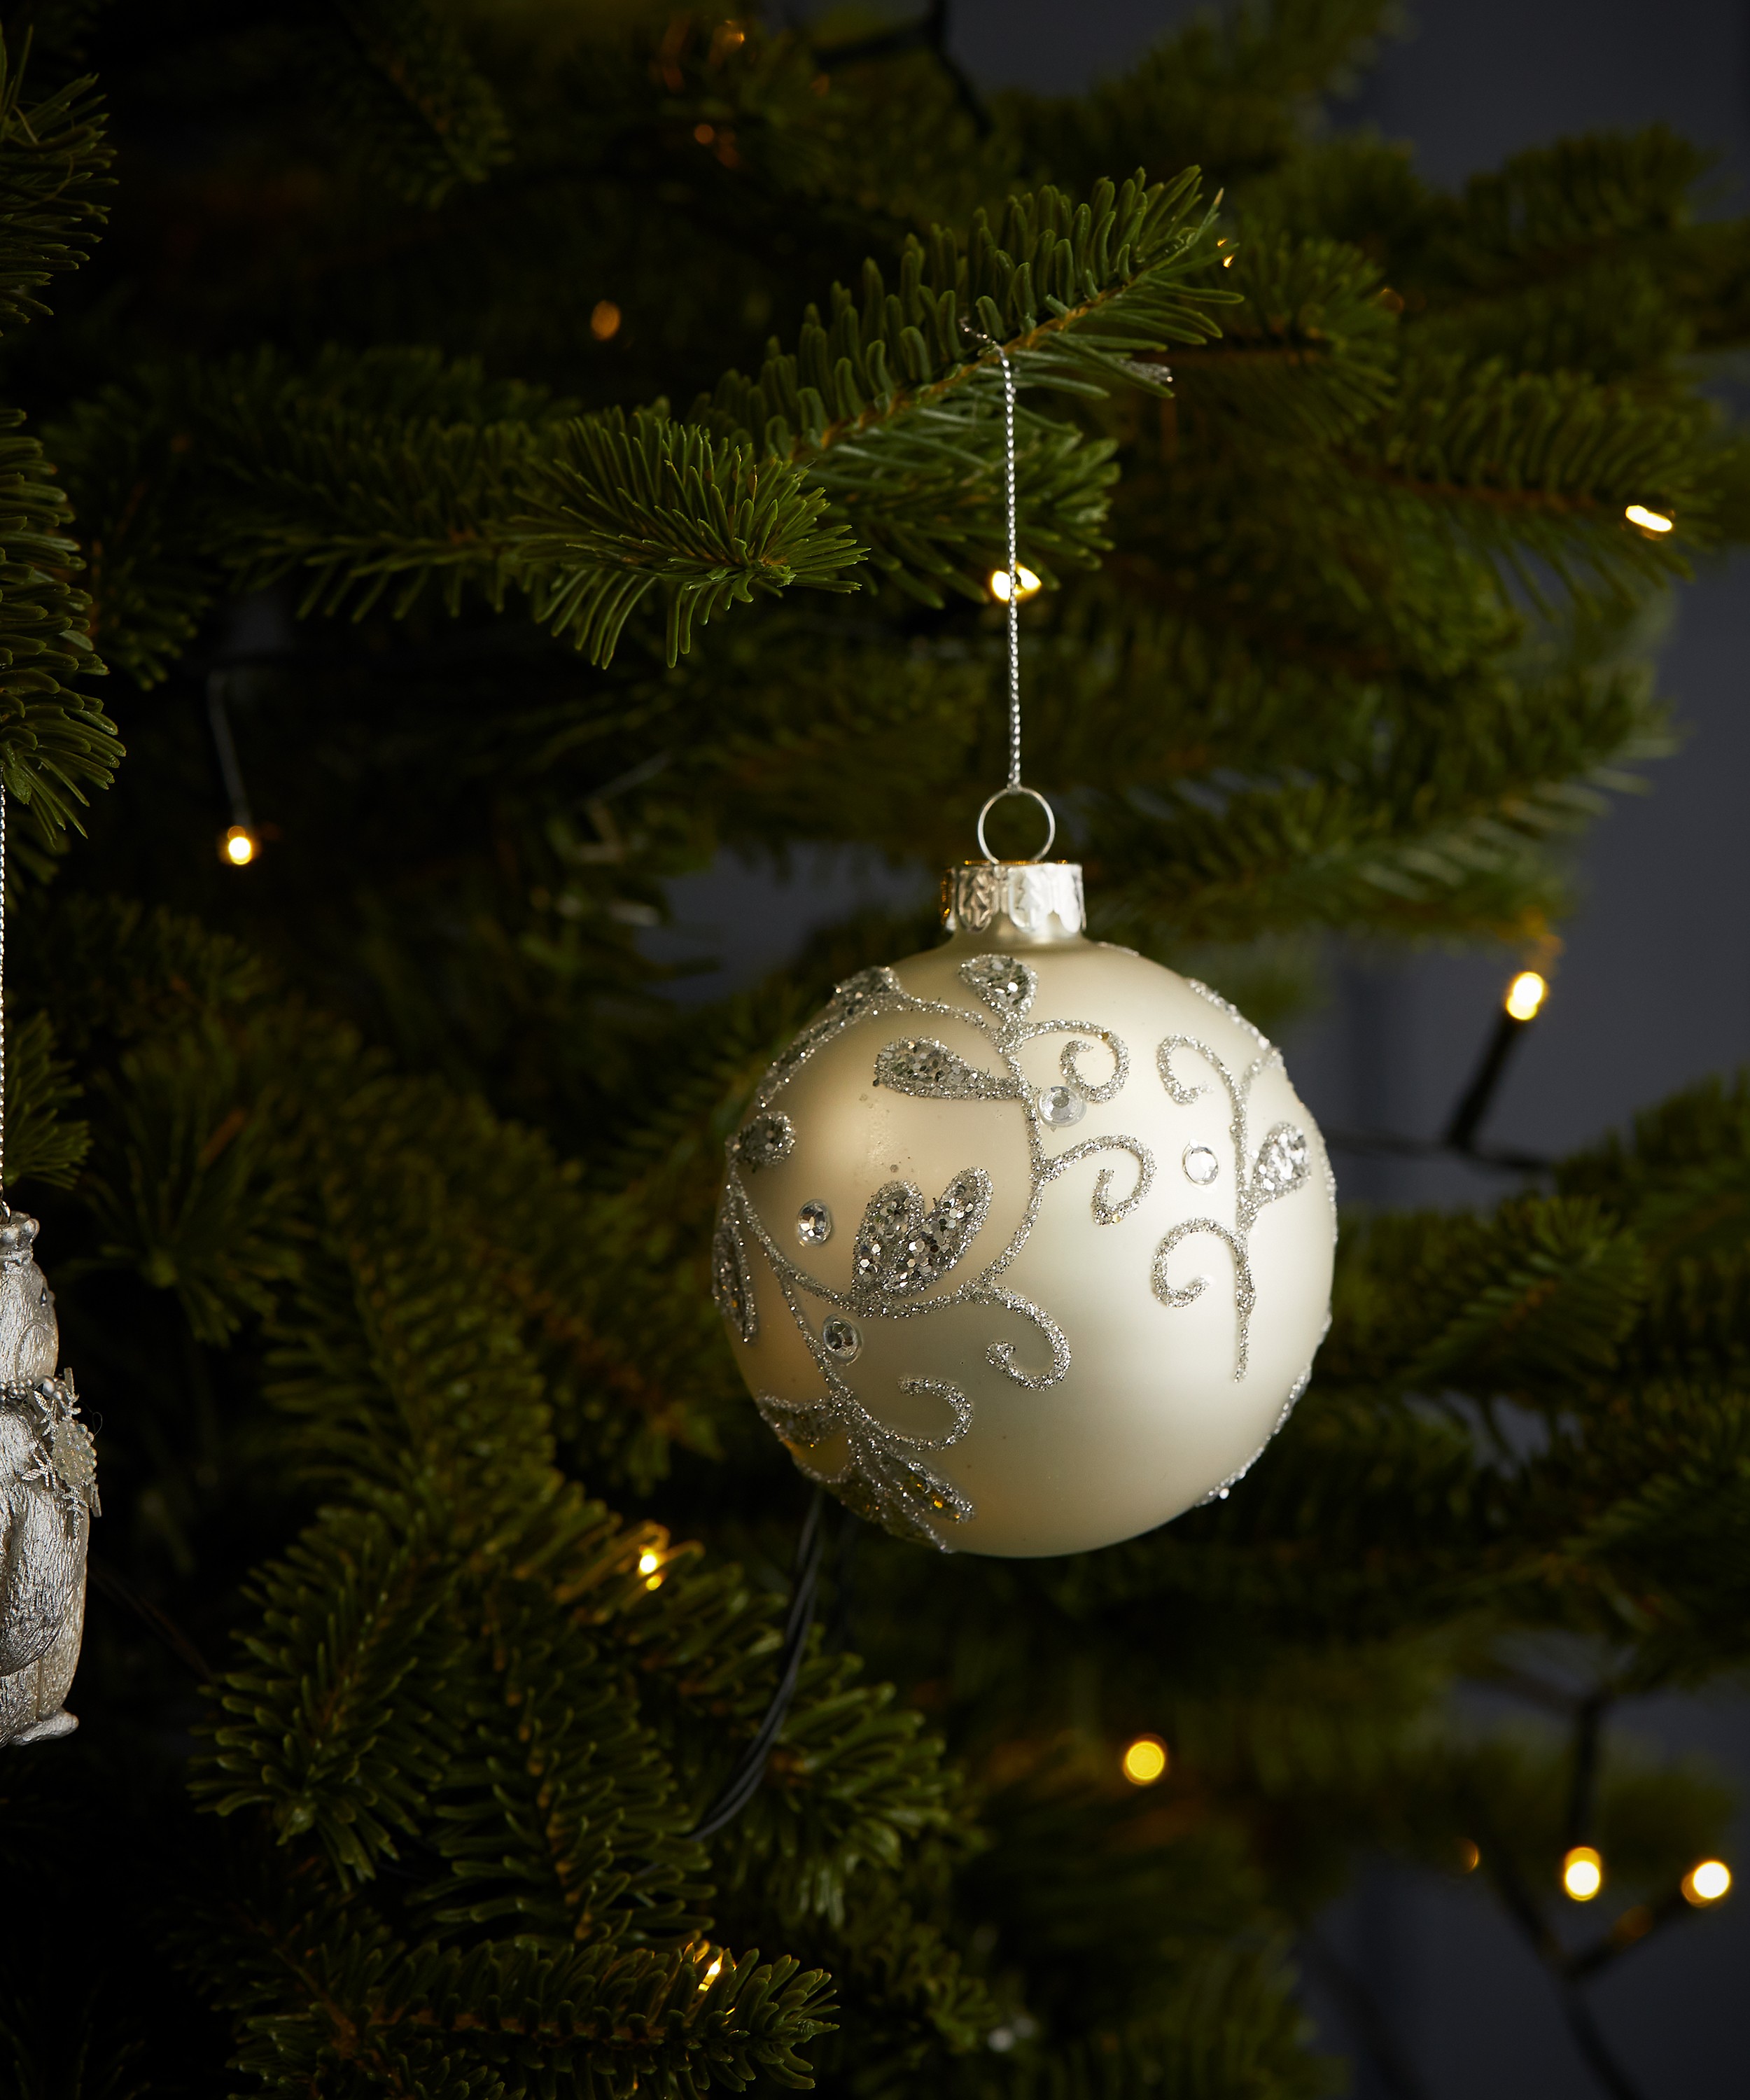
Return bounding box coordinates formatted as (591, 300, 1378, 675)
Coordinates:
(0, 34, 111, 339)
(1161, 230, 1399, 443)
(0, 410, 118, 839)
(57, 171, 1235, 663)
(79, 1018, 302, 1344)
(195, 1508, 463, 1882)
(310, 0, 512, 207)
(1365, 354, 1708, 591)
(1, 1006, 85, 1185)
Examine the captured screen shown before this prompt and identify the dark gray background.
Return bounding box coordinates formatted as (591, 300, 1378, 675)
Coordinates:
(667, 5, 1750, 2092)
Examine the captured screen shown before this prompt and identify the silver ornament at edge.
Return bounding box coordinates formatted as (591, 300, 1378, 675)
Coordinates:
(0, 1208, 95, 1748)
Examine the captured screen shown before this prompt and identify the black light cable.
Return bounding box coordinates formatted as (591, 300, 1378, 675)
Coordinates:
(1326, 966, 1554, 1173)
(685, 1486, 831, 1840)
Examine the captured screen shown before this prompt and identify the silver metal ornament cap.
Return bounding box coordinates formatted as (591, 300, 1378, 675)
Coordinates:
(941, 860, 1085, 943)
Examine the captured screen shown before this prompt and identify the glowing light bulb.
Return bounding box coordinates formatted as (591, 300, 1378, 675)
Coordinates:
(1121, 1735, 1169, 1786)
(221, 826, 257, 867)
(1504, 970, 1547, 1021)
(1562, 1845, 1604, 1901)
(701, 1952, 724, 1984)
(1457, 1839, 1480, 1874)
(694, 121, 715, 144)
(990, 566, 1042, 603)
(590, 301, 622, 342)
(638, 1550, 660, 1575)
(1625, 504, 1674, 533)
(1684, 1859, 1732, 1905)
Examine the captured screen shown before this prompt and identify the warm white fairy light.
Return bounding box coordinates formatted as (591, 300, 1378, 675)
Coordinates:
(1625, 503, 1674, 533)
(1504, 970, 1547, 1021)
(1684, 1859, 1732, 1905)
(1562, 1845, 1604, 1901)
(1121, 1735, 1168, 1786)
(222, 826, 258, 867)
(990, 565, 1041, 603)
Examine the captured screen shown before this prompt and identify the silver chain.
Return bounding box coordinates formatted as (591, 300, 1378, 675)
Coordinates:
(965, 325, 1056, 864)
(2, 784, 8, 1198)
(993, 342, 1022, 788)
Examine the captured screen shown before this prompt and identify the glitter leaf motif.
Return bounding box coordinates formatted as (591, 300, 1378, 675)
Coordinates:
(710, 1205, 757, 1342)
(756, 1379, 974, 1550)
(1252, 1122, 1310, 1203)
(853, 1170, 992, 1298)
(757, 966, 906, 1107)
(958, 953, 1037, 1021)
(733, 1112, 794, 1170)
(873, 1037, 1017, 1101)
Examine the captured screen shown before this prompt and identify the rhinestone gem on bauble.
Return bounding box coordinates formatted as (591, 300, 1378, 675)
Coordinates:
(822, 1317, 862, 1362)
(1038, 1084, 1086, 1128)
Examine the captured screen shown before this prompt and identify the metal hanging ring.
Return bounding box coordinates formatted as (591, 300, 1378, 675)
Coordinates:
(976, 783, 1057, 864)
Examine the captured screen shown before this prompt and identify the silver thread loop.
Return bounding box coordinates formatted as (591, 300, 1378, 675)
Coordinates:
(963, 325, 1054, 858)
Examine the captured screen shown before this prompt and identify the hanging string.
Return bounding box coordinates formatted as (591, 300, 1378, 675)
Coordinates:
(993, 340, 1022, 790)
(1, 783, 8, 1202)
(965, 326, 1056, 863)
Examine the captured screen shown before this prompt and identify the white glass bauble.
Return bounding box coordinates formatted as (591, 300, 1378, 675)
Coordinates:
(711, 861, 1336, 1558)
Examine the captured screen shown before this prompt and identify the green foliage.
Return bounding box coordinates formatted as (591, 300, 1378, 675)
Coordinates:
(3, 3, 1750, 2097)
(2, 1004, 87, 1184)
(0, 36, 110, 337)
(314, 0, 514, 206)
(0, 37, 117, 837)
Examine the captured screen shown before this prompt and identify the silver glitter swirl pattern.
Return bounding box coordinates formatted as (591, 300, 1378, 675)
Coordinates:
(1151, 1035, 1313, 1378)
(720, 955, 1155, 1542)
(720, 953, 1324, 1541)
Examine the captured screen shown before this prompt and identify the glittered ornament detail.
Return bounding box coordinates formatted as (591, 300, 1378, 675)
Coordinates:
(874, 1036, 1018, 1102)
(713, 912, 1334, 1555)
(733, 1112, 794, 1170)
(821, 1317, 862, 1362)
(1038, 1084, 1086, 1128)
(710, 1203, 759, 1343)
(958, 953, 1037, 1019)
(853, 1170, 993, 1298)
(1152, 1036, 1315, 1378)
(713, 957, 1158, 1545)
(755, 967, 908, 1110)
(1254, 1123, 1311, 1199)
